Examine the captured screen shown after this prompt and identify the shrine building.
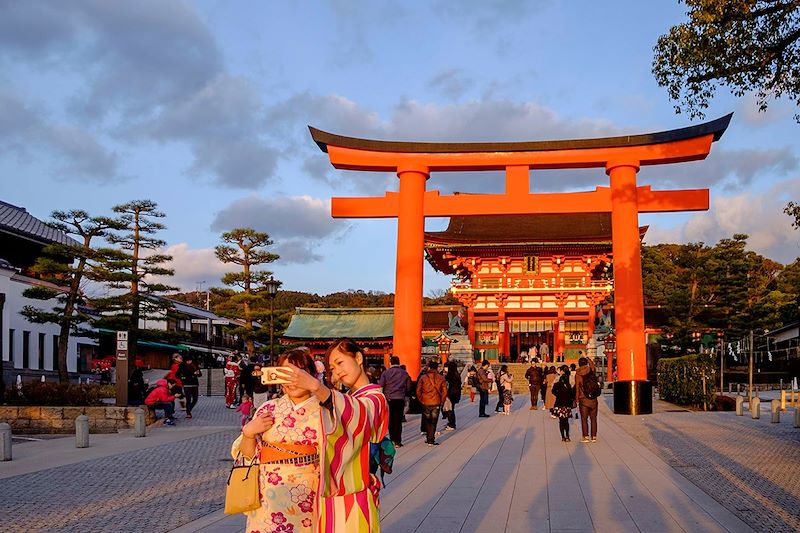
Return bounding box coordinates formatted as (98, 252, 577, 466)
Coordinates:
(425, 212, 642, 363)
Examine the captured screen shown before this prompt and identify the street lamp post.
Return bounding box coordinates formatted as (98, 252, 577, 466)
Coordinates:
(264, 276, 282, 365)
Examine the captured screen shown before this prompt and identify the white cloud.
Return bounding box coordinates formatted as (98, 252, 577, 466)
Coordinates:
(210, 195, 349, 264)
(644, 180, 800, 264)
(148, 243, 229, 292)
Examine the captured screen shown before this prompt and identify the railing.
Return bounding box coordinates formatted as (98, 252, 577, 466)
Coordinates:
(185, 330, 245, 350)
(452, 278, 613, 291)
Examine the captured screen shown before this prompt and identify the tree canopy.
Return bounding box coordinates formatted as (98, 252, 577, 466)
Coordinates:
(653, 0, 800, 120)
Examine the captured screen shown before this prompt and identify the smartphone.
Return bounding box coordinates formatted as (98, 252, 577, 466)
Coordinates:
(260, 366, 293, 385)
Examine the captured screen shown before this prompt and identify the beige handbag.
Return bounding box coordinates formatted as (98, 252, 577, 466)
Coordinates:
(224, 456, 260, 514)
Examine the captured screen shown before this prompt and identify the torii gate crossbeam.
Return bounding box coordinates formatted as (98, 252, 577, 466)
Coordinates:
(310, 113, 732, 415)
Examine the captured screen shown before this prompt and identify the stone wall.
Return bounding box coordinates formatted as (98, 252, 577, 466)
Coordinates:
(0, 405, 156, 434)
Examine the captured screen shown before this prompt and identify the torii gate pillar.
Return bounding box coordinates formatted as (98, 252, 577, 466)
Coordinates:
(607, 161, 652, 414)
(394, 166, 428, 378)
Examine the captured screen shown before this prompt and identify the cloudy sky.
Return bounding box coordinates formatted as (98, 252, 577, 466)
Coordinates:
(2, 0, 799, 295)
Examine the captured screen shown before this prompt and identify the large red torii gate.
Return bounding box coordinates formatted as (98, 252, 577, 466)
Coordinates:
(309, 114, 731, 414)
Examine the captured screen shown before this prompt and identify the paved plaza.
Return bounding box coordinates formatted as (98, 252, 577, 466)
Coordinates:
(1, 392, 798, 532)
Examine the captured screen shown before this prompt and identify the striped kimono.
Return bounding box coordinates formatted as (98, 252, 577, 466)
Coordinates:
(316, 383, 389, 533)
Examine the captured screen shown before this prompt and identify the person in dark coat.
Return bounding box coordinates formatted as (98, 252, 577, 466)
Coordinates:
(552, 366, 575, 442)
(176, 355, 202, 419)
(127, 365, 146, 406)
(443, 361, 462, 430)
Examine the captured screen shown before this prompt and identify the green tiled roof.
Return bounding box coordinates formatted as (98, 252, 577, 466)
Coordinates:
(283, 308, 394, 340)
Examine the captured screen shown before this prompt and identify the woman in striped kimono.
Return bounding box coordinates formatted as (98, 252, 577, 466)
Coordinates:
(284, 338, 389, 533)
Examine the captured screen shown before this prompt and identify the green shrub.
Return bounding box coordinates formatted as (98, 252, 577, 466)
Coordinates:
(656, 354, 716, 407)
(4, 382, 108, 406)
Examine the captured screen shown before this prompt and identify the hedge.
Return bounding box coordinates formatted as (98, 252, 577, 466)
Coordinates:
(3, 382, 113, 406)
(656, 354, 716, 407)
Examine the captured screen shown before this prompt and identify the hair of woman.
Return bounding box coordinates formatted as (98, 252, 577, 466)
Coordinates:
(277, 346, 316, 377)
(500, 364, 508, 373)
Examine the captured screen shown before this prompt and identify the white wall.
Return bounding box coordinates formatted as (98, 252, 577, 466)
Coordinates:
(1, 268, 96, 373)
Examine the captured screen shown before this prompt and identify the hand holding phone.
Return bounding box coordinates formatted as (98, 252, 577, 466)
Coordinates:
(260, 366, 294, 385)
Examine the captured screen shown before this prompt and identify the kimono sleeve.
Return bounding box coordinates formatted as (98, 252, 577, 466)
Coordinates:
(320, 388, 388, 497)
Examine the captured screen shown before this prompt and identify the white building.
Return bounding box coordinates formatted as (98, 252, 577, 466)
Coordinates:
(0, 200, 97, 383)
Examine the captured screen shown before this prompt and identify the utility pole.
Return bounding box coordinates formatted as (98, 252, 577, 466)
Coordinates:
(718, 332, 724, 394)
(748, 330, 754, 406)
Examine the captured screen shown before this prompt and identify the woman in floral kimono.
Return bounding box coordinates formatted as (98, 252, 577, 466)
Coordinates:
(231, 347, 321, 533)
(284, 338, 389, 533)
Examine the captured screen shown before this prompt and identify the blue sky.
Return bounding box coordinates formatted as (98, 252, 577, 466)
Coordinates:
(2, 0, 798, 296)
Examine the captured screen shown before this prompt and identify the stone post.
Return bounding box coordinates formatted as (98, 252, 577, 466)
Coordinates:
(75, 414, 89, 448)
(794, 408, 800, 429)
(0, 422, 11, 461)
(750, 397, 760, 419)
(134, 408, 146, 438)
(735, 396, 744, 416)
(771, 400, 780, 423)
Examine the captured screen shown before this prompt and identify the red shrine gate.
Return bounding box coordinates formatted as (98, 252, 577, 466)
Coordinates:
(309, 114, 731, 414)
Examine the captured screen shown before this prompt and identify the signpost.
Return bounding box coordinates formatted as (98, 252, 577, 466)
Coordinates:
(115, 331, 129, 406)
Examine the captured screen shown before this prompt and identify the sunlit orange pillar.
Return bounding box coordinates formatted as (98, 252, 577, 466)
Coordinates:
(394, 165, 428, 379)
(606, 161, 647, 382)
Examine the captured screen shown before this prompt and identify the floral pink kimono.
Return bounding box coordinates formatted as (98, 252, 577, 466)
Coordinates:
(316, 383, 388, 532)
(231, 395, 321, 533)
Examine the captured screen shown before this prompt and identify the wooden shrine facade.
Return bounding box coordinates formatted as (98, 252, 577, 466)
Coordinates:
(425, 212, 643, 361)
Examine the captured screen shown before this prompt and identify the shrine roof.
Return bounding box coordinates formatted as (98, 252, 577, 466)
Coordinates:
(309, 114, 732, 154)
(425, 213, 647, 245)
(283, 307, 394, 341)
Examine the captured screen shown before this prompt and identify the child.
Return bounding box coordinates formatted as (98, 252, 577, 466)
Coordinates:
(552, 366, 574, 442)
(236, 393, 253, 428)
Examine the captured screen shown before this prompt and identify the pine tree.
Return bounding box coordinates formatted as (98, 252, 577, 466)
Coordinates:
(20, 210, 123, 382)
(215, 228, 279, 357)
(92, 200, 176, 361)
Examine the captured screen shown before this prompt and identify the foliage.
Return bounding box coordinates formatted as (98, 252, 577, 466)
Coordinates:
(91, 200, 176, 360)
(653, 0, 800, 121)
(4, 382, 109, 406)
(642, 234, 797, 352)
(19, 210, 124, 382)
(657, 354, 716, 407)
(215, 228, 280, 356)
(787, 201, 800, 229)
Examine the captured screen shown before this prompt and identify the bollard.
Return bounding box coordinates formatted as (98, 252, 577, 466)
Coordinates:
(134, 408, 146, 438)
(735, 396, 744, 416)
(0, 423, 12, 461)
(771, 400, 780, 423)
(751, 397, 761, 419)
(75, 415, 89, 448)
(795, 408, 800, 429)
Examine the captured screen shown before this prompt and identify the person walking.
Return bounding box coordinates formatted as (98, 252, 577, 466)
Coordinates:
(499, 364, 514, 415)
(251, 363, 271, 408)
(476, 360, 492, 417)
(224, 355, 240, 409)
(379, 356, 412, 447)
(177, 354, 201, 419)
(544, 366, 557, 415)
(524, 359, 543, 410)
(443, 361, 462, 430)
(552, 365, 574, 441)
(494, 365, 506, 413)
(575, 356, 601, 443)
(465, 365, 478, 402)
(416, 360, 447, 446)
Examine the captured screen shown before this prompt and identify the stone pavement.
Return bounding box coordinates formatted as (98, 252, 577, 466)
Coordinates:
(179, 394, 757, 533)
(611, 396, 800, 533)
(1, 390, 796, 532)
